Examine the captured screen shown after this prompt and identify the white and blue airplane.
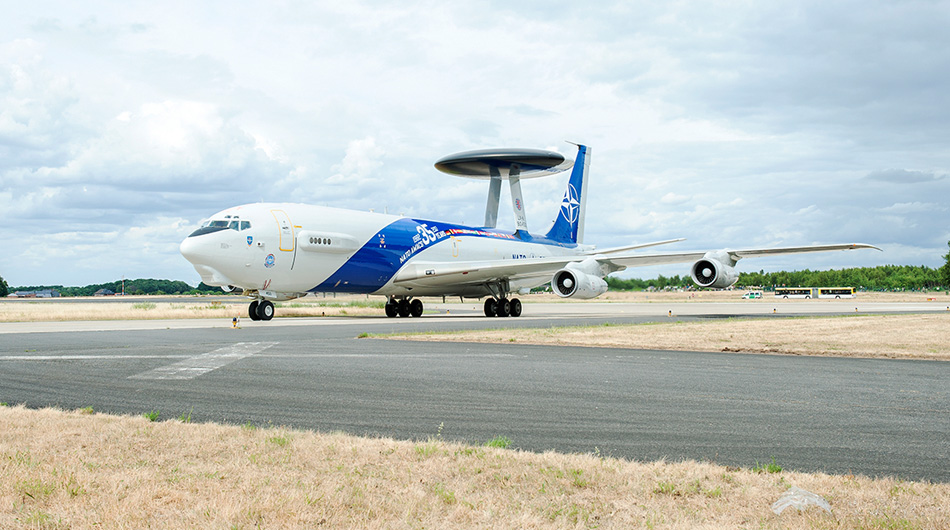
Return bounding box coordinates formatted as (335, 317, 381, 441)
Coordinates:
(180, 144, 878, 320)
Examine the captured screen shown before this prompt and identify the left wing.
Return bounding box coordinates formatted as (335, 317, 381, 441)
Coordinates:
(392, 243, 881, 290)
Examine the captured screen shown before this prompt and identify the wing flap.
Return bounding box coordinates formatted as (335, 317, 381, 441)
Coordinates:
(393, 257, 581, 287)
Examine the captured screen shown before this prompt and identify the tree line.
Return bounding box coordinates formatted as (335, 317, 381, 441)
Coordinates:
(607, 263, 949, 292)
(6, 278, 224, 297)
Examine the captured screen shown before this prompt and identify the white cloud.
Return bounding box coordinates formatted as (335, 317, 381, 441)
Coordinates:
(1, 1, 948, 286)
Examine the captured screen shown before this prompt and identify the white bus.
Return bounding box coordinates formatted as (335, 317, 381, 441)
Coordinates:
(817, 287, 855, 299)
(774, 287, 855, 299)
(774, 287, 815, 299)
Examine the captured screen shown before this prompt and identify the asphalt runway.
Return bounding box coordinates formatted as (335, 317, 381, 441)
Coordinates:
(1, 301, 948, 483)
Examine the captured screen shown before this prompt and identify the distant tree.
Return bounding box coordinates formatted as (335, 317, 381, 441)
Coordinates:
(942, 241, 950, 289)
(0, 274, 8, 297)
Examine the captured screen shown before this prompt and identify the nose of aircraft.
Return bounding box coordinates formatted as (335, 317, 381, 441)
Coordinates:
(179, 235, 206, 265)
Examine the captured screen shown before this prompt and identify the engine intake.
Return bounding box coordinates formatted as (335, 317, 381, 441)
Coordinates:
(552, 269, 608, 299)
(690, 251, 739, 289)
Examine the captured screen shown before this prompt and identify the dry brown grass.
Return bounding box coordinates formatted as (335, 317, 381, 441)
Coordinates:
(2, 291, 945, 323)
(0, 298, 381, 322)
(1, 406, 947, 529)
(387, 313, 950, 361)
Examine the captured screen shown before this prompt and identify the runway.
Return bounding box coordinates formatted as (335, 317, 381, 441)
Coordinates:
(1, 300, 948, 482)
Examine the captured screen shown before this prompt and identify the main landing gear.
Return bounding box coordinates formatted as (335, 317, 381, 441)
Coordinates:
(483, 297, 522, 317)
(248, 300, 274, 321)
(384, 297, 424, 318)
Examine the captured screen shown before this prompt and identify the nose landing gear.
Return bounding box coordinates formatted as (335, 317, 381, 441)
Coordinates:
(248, 299, 275, 321)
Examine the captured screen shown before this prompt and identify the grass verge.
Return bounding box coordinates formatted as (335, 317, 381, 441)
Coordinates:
(1, 406, 948, 529)
(376, 313, 950, 361)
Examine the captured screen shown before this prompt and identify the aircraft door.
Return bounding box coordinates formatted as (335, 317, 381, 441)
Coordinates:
(271, 210, 295, 252)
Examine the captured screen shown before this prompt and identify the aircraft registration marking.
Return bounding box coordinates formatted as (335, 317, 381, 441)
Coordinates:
(128, 342, 278, 380)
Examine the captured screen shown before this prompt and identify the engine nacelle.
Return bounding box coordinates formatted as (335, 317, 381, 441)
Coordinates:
(690, 250, 739, 289)
(551, 269, 608, 299)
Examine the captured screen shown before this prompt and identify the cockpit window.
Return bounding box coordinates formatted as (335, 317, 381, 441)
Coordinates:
(189, 218, 252, 237)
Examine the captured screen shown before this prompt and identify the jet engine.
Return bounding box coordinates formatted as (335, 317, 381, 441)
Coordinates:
(690, 250, 739, 289)
(551, 258, 608, 299)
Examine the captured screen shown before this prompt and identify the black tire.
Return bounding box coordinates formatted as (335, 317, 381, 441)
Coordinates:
(385, 302, 397, 318)
(509, 298, 522, 317)
(398, 299, 411, 317)
(249, 301, 261, 321)
(409, 299, 424, 317)
(484, 298, 497, 317)
(495, 298, 511, 317)
(257, 300, 275, 321)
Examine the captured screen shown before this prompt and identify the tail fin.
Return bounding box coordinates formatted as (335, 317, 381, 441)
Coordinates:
(544, 144, 590, 244)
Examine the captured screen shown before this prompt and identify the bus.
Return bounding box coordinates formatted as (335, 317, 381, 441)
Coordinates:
(774, 287, 855, 299)
(817, 287, 855, 299)
(774, 287, 815, 299)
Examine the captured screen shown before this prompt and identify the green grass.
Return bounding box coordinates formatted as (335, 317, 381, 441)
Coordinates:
(752, 457, 783, 474)
(484, 436, 512, 449)
(132, 302, 157, 310)
(267, 435, 291, 447)
(431, 482, 457, 504)
(143, 410, 160, 422)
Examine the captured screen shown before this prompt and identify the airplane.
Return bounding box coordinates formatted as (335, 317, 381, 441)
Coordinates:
(179, 144, 879, 320)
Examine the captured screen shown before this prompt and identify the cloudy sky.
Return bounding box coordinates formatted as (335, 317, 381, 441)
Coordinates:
(2, 1, 948, 287)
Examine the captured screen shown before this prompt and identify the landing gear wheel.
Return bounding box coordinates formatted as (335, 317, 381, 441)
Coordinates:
(257, 300, 275, 321)
(509, 298, 522, 317)
(385, 301, 398, 318)
(248, 301, 261, 321)
(397, 299, 411, 317)
(495, 298, 511, 317)
(484, 298, 497, 317)
(409, 299, 424, 317)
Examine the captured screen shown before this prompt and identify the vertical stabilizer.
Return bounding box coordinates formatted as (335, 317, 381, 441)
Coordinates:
(544, 144, 590, 244)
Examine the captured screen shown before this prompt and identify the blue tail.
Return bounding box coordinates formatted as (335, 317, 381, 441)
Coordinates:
(544, 144, 590, 244)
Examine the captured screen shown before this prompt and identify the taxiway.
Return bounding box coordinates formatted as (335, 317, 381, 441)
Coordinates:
(1, 300, 947, 482)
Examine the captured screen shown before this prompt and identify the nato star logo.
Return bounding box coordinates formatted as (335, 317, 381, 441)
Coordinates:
(559, 184, 580, 224)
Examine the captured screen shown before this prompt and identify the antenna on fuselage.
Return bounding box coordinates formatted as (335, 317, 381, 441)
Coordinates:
(434, 148, 573, 237)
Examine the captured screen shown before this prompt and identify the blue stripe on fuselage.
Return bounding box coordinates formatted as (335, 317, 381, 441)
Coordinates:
(310, 218, 575, 293)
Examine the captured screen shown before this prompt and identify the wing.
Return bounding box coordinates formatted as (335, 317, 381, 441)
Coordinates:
(599, 243, 882, 270)
(392, 243, 880, 290)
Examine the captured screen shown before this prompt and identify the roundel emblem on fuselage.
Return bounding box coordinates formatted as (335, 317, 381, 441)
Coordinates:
(560, 184, 580, 225)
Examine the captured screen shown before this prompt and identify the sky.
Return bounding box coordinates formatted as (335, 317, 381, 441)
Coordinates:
(1, 1, 948, 288)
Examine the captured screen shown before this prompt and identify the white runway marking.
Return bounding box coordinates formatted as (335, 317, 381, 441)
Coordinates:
(128, 342, 278, 380)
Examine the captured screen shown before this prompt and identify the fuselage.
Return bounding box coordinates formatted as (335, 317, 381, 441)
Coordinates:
(179, 202, 586, 299)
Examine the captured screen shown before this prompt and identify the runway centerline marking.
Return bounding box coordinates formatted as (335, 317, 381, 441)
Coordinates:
(128, 342, 278, 380)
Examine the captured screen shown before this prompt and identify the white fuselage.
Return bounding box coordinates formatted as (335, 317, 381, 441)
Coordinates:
(180, 202, 585, 299)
